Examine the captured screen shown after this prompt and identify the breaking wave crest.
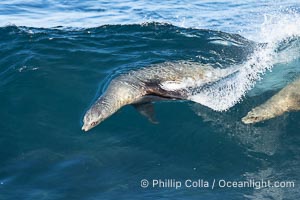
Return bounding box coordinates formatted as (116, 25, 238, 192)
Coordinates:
(188, 12, 300, 111)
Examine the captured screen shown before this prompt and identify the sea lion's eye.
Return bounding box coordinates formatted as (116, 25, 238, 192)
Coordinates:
(91, 122, 96, 126)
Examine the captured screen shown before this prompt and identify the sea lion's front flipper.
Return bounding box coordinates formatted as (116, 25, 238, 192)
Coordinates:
(133, 103, 159, 124)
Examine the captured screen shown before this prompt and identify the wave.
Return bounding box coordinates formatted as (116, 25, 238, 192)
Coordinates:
(1, 16, 300, 112)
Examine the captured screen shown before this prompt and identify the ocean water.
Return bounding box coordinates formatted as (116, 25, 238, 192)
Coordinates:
(1, 1, 300, 200)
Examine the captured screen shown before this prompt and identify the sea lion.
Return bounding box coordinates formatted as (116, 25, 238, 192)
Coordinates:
(242, 77, 300, 124)
(82, 61, 237, 131)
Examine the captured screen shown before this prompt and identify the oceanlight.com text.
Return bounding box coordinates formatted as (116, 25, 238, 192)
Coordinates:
(140, 179, 295, 190)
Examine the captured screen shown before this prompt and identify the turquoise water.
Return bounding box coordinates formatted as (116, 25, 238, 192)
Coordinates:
(1, 1, 300, 200)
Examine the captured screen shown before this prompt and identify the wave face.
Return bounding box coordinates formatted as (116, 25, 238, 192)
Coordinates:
(1, 5, 300, 200)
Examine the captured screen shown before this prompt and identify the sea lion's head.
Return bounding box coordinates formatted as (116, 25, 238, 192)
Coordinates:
(241, 106, 273, 124)
(81, 80, 139, 131)
(81, 102, 110, 131)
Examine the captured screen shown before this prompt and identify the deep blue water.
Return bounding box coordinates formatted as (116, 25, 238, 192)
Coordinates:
(1, 1, 300, 200)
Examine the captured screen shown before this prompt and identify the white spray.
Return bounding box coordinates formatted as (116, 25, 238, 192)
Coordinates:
(189, 11, 300, 111)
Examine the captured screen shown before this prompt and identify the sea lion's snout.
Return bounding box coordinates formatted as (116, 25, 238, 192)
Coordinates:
(81, 119, 91, 132)
(241, 114, 259, 124)
(81, 118, 100, 132)
(81, 124, 89, 132)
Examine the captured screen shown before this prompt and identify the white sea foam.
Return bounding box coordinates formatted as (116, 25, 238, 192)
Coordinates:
(187, 12, 300, 111)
